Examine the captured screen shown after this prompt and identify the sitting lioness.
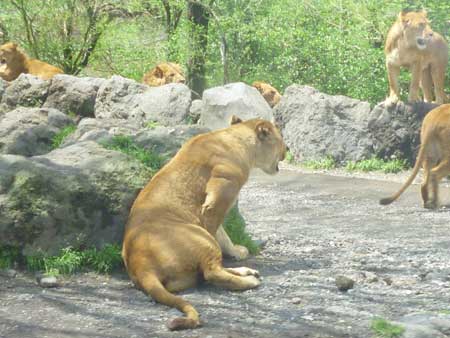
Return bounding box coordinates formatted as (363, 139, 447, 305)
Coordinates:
(122, 116, 286, 330)
(252, 81, 282, 108)
(0, 42, 63, 81)
(142, 62, 185, 86)
(385, 10, 448, 106)
(380, 104, 450, 209)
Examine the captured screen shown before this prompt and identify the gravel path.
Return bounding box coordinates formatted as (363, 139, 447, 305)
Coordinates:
(2, 166, 450, 338)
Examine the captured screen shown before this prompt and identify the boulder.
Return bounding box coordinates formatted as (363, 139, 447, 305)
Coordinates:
(368, 101, 437, 165)
(0, 74, 49, 112)
(94, 75, 191, 125)
(43, 74, 106, 118)
(198, 82, 273, 130)
(274, 85, 373, 163)
(63, 118, 209, 159)
(0, 141, 150, 256)
(0, 107, 74, 156)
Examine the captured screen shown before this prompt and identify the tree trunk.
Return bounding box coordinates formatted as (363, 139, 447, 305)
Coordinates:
(187, 1, 210, 99)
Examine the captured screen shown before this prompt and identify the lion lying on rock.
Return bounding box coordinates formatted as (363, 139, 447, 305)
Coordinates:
(0, 42, 63, 81)
(142, 62, 185, 86)
(252, 81, 282, 108)
(122, 116, 286, 330)
(385, 10, 448, 106)
(380, 104, 450, 209)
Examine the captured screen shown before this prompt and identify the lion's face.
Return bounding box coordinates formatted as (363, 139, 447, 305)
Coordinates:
(156, 63, 185, 84)
(400, 11, 433, 50)
(254, 121, 286, 175)
(253, 82, 281, 108)
(0, 43, 16, 67)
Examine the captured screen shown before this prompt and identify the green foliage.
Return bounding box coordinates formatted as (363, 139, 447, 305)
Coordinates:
(223, 204, 260, 255)
(145, 120, 160, 129)
(103, 135, 165, 174)
(303, 156, 337, 170)
(0, 246, 21, 269)
(51, 125, 76, 149)
(285, 150, 295, 164)
(346, 158, 407, 173)
(371, 318, 405, 338)
(26, 245, 123, 275)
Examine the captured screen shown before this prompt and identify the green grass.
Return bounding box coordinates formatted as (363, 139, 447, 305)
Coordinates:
(439, 309, 450, 315)
(145, 120, 160, 129)
(285, 150, 295, 164)
(26, 244, 123, 276)
(371, 318, 405, 338)
(0, 246, 21, 269)
(223, 204, 260, 255)
(51, 125, 76, 149)
(102, 135, 165, 174)
(303, 156, 336, 170)
(346, 158, 407, 174)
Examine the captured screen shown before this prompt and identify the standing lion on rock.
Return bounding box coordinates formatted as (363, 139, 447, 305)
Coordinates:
(384, 10, 448, 106)
(142, 62, 185, 87)
(0, 42, 63, 81)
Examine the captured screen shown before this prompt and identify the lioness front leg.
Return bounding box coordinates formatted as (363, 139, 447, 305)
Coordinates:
(216, 225, 249, 260)
(408, 62, 422, 103)
(386, 63, 401, 106)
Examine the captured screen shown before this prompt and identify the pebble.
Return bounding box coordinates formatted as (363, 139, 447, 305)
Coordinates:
(36, 275, 59, 288)
(335, 276, 355, 292)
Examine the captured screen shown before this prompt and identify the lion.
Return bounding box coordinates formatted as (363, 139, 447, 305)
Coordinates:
(252, 81, 282, 108)
(0, 42, 63, 81)
(122, 115, 286, 330)
(380, 104, 450, 209)
(384, 10, 448, 106)
(142, 62, 185, 87)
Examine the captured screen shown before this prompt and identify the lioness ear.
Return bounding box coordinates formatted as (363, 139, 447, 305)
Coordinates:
(420, 9, 427, 17)
(153, 66, 164, 78)
(398, 11, 409, 24)
(255, 121, 273, 141)
(230, 115, 243, 125)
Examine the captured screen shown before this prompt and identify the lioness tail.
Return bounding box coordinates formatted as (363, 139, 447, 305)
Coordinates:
(138, 272, 200, 330)
(379, 138, 427, 205)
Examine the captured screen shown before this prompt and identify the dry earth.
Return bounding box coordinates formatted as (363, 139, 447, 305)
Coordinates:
(2, 164, 450, 338)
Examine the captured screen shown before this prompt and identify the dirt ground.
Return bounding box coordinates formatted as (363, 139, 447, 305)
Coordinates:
(1, 165, 450, 338)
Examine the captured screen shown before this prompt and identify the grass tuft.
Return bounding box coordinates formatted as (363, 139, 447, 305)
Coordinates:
(0, 246, 21, 269)
(102, 135, 165, 174)
(346, 158, 407, 174)
(303, 156, 336, 170)
(52, 125, 77, 149)
(285, 150, 295, 164)
(145, 120, 160, 129)
(370, 318, 405, 338)
(223, 204, 260, 255)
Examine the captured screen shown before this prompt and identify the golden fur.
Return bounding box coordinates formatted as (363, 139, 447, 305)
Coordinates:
(142, 62, 185, 87)
(380, 104, 450, 209)
(252, 81, 281, 108)
(385, 11, 448, 106)
(122, 116, 286, 330)
(0, 42, 63, 81)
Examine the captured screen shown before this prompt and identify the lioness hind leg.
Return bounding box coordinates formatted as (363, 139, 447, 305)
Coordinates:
(421, 158, 432, 207)
(204, 266, 261, 291)
(427, 159, 450, 209)
(431, 65, 447, 104)
(421, 68, 434, 103)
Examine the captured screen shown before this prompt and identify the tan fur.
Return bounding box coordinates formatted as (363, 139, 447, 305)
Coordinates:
(380, 104, 450, 209)
(122, 116, 286, 330)
(142, 62, 185, 86)
(252, 81, 282, 108)
(384, 11, 448, 106)
(0, 42, 63, 81)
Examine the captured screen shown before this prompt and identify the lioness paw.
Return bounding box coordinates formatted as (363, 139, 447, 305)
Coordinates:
(241, 275, 261, 289)
(229, 266, 260, 278)
(385, 95, 400, 107)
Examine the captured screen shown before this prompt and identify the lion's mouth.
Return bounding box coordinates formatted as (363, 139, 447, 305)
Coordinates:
(416, 38, 428, 50)
(0, 59, 6, 65)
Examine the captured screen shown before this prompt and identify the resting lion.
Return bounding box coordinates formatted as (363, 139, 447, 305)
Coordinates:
(122, 116, 286, 330)
(142, 62, 185, 87)
(380, 104, 450, 209)
(385, 10, 448, 106)
(0, 42, 63, 81)
(252, 81, 282, 108)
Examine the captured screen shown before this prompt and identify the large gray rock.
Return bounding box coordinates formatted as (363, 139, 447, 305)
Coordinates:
(274, 85, 373, 163)
(0, 78, 7, 103)
(95, 75, 191, 125)
(43, 74, 106, 117)
(0, 107, 74, 156)
(63, 117, 209, 159)
(0, 141, 150, 256)
(368, 101, 437, 165)
(395, 312, 450, 338)
(0, 74, 49, 112)
(198, 82, 273, 130)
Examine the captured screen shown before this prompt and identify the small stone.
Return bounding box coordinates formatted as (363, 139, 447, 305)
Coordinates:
(0, 269, 17, 278)
(291, 297, 302, 304)
(335, 276, 355, 292)
(37, 275, 59, 288)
